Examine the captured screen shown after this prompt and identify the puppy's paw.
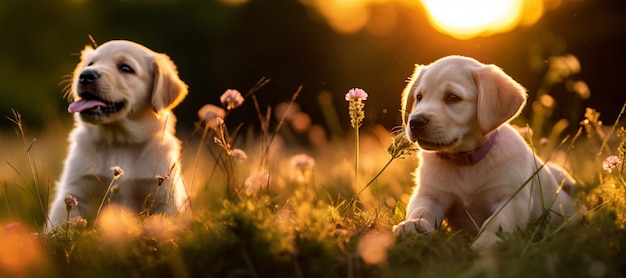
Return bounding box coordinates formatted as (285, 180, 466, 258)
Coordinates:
(393, 218, 435, 236)
(470, 232, 499, 251)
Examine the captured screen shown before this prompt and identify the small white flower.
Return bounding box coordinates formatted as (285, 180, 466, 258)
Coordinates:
(290, 154, 315, 172)
(289, 154, 316, 183)
(603, 155, 622, 173)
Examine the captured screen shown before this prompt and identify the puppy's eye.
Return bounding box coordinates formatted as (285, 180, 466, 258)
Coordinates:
(119, 64, 135, 74)
(87, 62, 94, 66)
(445, 93, 461, 104)
(415, 93, 423, 103)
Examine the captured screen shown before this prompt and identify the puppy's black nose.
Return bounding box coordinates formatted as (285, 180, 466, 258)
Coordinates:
(78, 70, 99, 85)
(409, 115, 429, 130)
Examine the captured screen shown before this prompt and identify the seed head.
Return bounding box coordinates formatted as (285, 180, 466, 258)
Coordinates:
(387, 127, 418, 159)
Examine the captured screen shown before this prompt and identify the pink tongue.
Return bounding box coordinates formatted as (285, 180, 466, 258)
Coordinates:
(68, 99, 108, 113)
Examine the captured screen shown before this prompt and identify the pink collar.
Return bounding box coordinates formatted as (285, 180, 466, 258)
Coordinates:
(436, 130, 498, 165)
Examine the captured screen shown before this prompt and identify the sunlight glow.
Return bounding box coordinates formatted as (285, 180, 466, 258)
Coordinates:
(421, 0, 522, 39)
(300, 0, 553, 39)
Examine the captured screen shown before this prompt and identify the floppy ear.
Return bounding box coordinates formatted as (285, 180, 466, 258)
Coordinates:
(151, 54, 188, 111)
(401, 64, 424, 126)
(472, 64, 527, 134)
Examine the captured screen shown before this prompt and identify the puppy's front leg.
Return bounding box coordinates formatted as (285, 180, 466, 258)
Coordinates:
(471, 197, 530, 250)
(393, 193, 447, 236)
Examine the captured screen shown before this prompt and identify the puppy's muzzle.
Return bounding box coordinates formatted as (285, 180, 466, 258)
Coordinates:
(408, 114, 428, 133)
(78, 70, 99, 85)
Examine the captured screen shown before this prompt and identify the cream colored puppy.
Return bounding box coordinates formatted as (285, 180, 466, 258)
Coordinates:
(392, 56, 576, 250)
(47, 40, 189, 229)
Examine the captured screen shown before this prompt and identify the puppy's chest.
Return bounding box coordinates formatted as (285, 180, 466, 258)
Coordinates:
(421, 163, 509, 204)
(431, 170, 506, 230)
(74, 143, 170, 179)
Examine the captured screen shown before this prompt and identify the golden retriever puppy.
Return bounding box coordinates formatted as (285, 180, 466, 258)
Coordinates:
(392, 55, 576, 250)
(47, 40, 189, 229)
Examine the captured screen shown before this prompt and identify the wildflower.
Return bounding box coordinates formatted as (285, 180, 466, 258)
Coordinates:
(155, 175, 169, 186)
(290, 154, 315, 172)
(345, 88, 368, 129)
(244, 170, 269, 195)
(220, 89, 244, 110)
(603, 155, 622, 173)
(110, 166, 124, 178)
(230, 148, 248, 162)
(345, 88, 368, 196)
(386, 127, 418, 159)
(290, 154, 316, 183)
(198, 104, 226, 128)
(64, 195, 78, 211)
(69, 216, 88, 229)
(345, 88, 368, 101)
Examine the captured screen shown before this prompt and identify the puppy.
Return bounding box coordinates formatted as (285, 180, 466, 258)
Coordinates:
(392, 56, 576, 250)
(47, 40, 189, 229)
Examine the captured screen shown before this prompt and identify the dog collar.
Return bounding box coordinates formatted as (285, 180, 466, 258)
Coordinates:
(436, 130, 499, 165)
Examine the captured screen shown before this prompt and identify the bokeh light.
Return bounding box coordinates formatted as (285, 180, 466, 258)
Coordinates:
(301, 0, 554, 39)
(422, 0, 522, 39)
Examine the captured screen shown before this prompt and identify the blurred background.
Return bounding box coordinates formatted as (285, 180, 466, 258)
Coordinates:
(0, 0, 624, 133)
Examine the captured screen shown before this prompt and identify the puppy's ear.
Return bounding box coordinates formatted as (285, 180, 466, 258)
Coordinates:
(151, 54, 188, 111)
(401, 64, 423, 126)
(472, 65, 527, 134)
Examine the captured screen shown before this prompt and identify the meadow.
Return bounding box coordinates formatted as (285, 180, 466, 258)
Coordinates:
(1, 57, 626, 278)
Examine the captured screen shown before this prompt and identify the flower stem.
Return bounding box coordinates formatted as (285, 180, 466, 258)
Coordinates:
(65, 209, 70, 237)
(94, 176, 119, 226)
(354, 157, 395, 199)
(343, 156, 396, 220)
(354, 126, 360, 194)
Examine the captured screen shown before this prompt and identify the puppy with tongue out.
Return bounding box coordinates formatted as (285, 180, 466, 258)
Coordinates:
(47, 40, 190, 229)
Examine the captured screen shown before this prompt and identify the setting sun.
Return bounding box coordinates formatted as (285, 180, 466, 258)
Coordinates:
(421, 0, 524, 39)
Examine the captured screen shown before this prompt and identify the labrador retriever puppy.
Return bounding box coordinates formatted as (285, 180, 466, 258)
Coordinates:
(392, 55, 576, 250)
(47, 40, 189, 229)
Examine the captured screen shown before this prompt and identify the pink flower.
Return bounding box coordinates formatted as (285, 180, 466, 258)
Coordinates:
(603, 155, 622, 173)
(220, 89, 244, 110)
(198, 104, 226, 128)
(64, 195, 78, 210)
(345, 88, 368, 101)
(110, 166, 125, 177)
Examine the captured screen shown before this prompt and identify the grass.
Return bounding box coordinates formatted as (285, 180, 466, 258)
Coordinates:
(2, 56, 626, 277)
